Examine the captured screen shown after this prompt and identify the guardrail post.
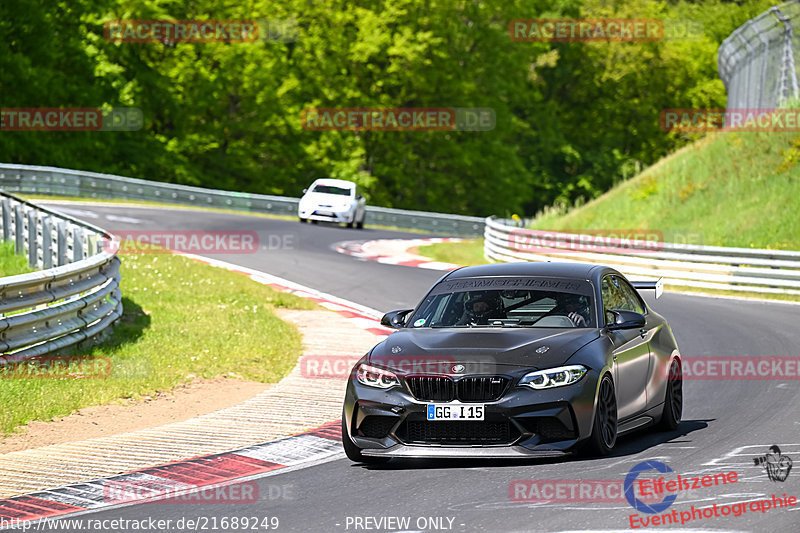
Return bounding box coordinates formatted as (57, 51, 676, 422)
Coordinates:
(14, 204, 24, 255)
(27, 209, 38, 268)
(42, 216, 54, 269)
(1, 198, 9, 241)
(73, 228, 85, 262)
(87, 232, 98, 256)
(57, 221, 68, 266)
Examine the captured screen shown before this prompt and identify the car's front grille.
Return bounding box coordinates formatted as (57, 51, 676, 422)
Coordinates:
(406, 377, 454, 401)
(400, 420, 517, 444)
(406, 376, 508, 402)
(457, 377, 509, 401)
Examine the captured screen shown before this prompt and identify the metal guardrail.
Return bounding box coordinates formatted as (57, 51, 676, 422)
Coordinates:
(0, 191, 122, 362)
(484, 217, 800, 296)
(0, 163, 485, 236)
(719, 0, 800, 109)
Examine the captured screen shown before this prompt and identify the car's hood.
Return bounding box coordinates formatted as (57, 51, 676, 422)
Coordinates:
(368, 327, 599, 375)
(302, 192, 353, 207)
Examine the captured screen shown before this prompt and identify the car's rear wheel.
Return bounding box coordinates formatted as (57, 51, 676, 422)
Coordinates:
(355, 216, 364, 229)
(582, 374, 617, 456)
(346, 221, 354, 228)
(341, 412, 390, 464)
(658, 359, 682, 431)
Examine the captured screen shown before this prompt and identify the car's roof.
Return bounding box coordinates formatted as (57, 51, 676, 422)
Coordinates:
(445, 262, 608, 280)
(311, 178, 355, 188)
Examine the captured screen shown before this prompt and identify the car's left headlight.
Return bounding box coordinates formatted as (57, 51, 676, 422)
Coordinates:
(356, 363, 399, 389)
(519, 365, 587, 390)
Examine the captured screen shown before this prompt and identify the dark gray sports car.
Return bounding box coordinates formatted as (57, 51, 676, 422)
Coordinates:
(342, 262, 682, 462)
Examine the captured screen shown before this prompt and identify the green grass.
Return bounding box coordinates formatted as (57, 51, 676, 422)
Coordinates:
(416, 239, 487, 266)
(0, 241, 32, 277)
(0, 249, 315, 435)
(530, 131, 800, 249)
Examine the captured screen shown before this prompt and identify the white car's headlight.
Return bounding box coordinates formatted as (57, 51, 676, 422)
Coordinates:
(519, 365, 587, 390)
(356, 364, 399, 389)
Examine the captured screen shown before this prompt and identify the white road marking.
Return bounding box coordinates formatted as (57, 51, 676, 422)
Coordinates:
(50, 207, 99, 218)
(105, 214, 143, 224)
(704, 444, 800, 466)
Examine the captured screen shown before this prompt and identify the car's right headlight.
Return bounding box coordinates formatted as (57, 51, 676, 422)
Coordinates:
(519, 365, 587, 390)
(356, 364, 400, 389)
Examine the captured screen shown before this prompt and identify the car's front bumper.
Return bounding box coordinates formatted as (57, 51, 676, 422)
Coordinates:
(298, 206, 355, 223)
(343, 371, 600, 459)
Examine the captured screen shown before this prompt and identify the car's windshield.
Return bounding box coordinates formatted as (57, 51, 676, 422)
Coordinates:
(408, 278, 595, 328)
(312, 185, 352, 196)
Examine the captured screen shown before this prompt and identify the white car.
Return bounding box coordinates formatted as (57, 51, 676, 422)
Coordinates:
(298, 178, 366, 228)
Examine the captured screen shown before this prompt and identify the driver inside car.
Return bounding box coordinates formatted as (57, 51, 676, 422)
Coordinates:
(560, 293, 590, 327)
(456, 291, 505, 325)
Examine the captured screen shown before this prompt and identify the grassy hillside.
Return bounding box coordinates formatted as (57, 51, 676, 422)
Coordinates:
(531, 131, 800, 250)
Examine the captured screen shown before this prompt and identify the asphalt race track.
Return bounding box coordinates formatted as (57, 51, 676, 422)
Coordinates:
(35, 203, 800, 533)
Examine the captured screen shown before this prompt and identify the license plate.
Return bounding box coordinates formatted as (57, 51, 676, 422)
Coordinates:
(426, 403, 484, 421)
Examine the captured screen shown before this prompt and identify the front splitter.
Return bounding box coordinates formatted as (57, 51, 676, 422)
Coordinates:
(362, 444, 569, 459)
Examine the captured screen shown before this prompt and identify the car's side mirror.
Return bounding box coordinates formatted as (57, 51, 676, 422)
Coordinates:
(606, 309, 646, 330)
(381, 309, 413, 329)
(356, 194, 363, 200)
(302, 188, 308, 194)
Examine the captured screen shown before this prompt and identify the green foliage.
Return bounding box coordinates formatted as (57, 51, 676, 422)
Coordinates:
(0, 241, 32, 277)
(0, 0, 777, 215)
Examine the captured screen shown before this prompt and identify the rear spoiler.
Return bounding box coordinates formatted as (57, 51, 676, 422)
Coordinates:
(631, 277, 664, 299)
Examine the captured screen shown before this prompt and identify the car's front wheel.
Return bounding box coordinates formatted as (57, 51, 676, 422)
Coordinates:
(582, 374, 617, 456)
(657, 358, 682, 431)
(341, 413, 390, 464)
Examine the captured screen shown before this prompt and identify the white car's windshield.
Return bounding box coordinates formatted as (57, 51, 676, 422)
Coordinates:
(313, 185, 352, 196)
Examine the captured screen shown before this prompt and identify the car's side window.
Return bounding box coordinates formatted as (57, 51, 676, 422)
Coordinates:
(601, 276, 617, 324)
(601, 275, 631, 324)
(615, 276, 645, 314)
